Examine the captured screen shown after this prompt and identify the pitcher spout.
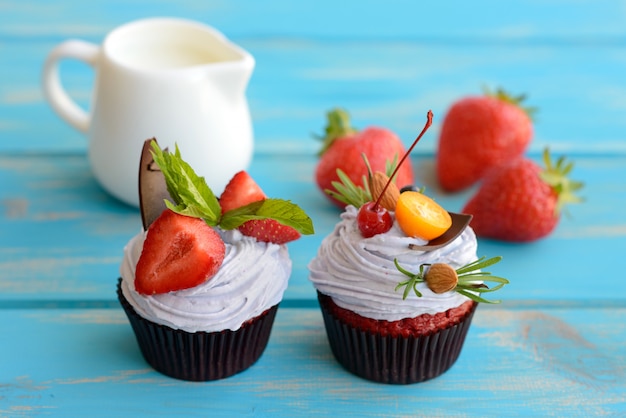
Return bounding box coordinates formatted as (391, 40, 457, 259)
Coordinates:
(210, 53, 255, 98)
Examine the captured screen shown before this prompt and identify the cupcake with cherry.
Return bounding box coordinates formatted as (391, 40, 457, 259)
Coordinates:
(118, 139, 314, 381)
(309, 111, 508, 384)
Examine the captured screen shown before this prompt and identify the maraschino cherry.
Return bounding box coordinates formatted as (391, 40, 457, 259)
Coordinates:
(357, 201, 393, 237)
(357, 110, 434, 237)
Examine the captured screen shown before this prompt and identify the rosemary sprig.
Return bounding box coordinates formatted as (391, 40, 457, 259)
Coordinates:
(395, 262, 426, 300)
(325, 153, 401, 208)
(326, 168, 371, 208)
(394, 256, 509, 304)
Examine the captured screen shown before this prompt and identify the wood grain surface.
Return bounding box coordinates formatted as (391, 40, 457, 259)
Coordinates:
(0, 1, 625, 416)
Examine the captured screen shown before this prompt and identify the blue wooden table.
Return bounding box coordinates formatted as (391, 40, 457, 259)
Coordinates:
(1, 1, 625, 416)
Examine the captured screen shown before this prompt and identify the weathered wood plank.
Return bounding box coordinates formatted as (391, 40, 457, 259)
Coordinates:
(0, 153, 623, 303)
(2, 41, 625, 154)
(0, 307, 624, 417)
(1, 2, 624, 416)
(1, 1, 625, 153)
(2, 0, 625, 40)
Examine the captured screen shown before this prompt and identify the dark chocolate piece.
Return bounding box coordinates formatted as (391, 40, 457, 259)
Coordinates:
(408, 212, 473, 252)
(138, 138, 171, 230)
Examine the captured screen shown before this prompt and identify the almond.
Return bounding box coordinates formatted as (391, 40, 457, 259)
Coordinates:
(425, 263, 458, 294)
(369, 172, 400, 211)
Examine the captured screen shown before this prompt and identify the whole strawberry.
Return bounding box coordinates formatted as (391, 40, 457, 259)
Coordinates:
(462, 149, 583, 242)
(315, 108, 413, 208)
(436, 89, 533, 192)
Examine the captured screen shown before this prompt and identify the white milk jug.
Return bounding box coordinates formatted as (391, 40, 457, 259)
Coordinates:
(42, 18, 255, 207)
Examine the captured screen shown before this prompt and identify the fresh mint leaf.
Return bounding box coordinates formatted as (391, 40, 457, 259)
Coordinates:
(150, 141, 222, 225)
(220, 198, 314, 234)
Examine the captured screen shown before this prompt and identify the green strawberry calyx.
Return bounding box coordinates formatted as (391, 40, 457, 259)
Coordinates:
(150, 140, 314, 235)
(484, 86, 537, 119)
(539, 148, 584, 215)
(315, 108, 359, 156)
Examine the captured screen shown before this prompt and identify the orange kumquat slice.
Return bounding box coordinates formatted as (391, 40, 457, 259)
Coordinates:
(395, 191, 452, 241)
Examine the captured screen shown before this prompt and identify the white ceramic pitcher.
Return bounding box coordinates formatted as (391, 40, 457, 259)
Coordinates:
(42, 18, 255, 207)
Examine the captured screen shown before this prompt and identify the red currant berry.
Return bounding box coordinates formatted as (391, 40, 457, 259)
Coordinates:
(357, 202, 393, 238)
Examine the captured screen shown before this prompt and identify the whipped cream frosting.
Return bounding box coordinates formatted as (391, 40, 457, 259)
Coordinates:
(120, 228, 291, 333)
(309, 205, 478, 321)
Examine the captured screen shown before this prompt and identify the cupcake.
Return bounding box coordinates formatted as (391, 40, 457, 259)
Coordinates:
(309, 111, 508, 384)
(119, 139, 314, 381)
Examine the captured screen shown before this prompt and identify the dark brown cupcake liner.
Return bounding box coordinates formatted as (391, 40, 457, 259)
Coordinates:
(317, 291, 477, 384)
(117, 279, 278, 381)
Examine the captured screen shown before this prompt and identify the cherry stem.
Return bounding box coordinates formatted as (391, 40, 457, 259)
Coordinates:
(373, 110, 434, 210)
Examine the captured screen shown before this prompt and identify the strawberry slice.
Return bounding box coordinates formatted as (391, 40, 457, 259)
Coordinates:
(238, 219, 301, 245)
(219, 171, 266, 214)
(220, 170, 301, 244)
(135, 209, 226, 295)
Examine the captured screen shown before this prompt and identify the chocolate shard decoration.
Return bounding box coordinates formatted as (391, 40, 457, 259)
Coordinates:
(408, 212, 473, 252)
(139, 138, 172, 230)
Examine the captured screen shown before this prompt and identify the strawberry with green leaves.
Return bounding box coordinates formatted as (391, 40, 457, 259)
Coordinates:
(462, 149, 583, 242)
(135, 140, 314, 295)
(315, 108, 414, 208)
(436, 89, 534, 192)
(220, 171, 302, 244)
(151, 141, 313, 241)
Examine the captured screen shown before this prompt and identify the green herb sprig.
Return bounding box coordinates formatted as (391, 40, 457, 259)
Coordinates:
(326, 168, 372, 208)
(150, 140, 314, 235)
(394, 256, 509, 304)
(325, 153, 403, 208)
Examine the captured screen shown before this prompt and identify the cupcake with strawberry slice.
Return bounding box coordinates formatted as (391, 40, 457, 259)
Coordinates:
(119, 139, 314, 381)
(309, 111, 508, 384)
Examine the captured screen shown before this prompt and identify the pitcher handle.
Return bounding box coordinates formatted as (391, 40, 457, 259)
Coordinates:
(42, 40, 99, 133)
